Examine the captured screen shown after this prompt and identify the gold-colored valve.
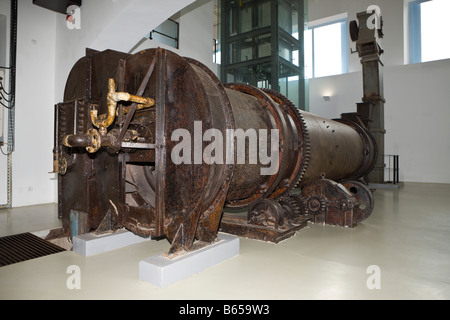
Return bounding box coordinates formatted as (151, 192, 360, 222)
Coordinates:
(90, 78, 155, 134)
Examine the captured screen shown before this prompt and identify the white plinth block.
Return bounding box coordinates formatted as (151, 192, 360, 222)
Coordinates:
(73, 229, 151, 256)
(139, 233, 239, 288)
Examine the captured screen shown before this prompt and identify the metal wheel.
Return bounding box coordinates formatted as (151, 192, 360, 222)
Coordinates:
(305, 195, 326, 216)
(248, 199, 285, 229)
(341, 180, 374, 222)
(349, 20, 359, 42)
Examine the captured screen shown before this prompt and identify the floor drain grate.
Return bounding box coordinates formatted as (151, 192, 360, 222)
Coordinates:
(0, 232, 66, 267)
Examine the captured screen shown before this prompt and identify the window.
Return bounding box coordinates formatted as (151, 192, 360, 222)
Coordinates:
(148, 19, 179, 49)
(304, 15, 349, 79)
(409, 0, 450, 63)
(213, 39, 221, 64)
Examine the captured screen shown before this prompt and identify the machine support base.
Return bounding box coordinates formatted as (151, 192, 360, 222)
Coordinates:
(220, 213, 309, 243)
(73, 229, 151, 256)
(139, 233, 239, 288)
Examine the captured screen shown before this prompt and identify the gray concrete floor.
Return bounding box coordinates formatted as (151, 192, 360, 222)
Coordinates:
(0, 182, 449, 300)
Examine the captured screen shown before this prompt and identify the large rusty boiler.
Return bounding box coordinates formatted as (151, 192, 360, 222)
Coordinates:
(53, 47, 376, 254)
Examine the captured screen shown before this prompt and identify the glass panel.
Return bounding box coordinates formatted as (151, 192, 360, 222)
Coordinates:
(292, 9, 299, 39)
(150, 33, 177, 48)
(304, 29, 313, 79)
(279, 1, 299, 38)
(257, 63, 272, 85)
(279, 75, 300, 107)
(420, 0, 450, 62)
(228, 2, 238, 36)
(279, 41, 291, 61)
(229, 38, 256, 63)
(240, 6, 252, 33)
(226, 71, 235, 83)
(214, 39, 221, 64)
(240, 40, 253, 61)
(279, 1, 290, 34)
(229, 34, 272, 63)
(257, 34, 272, 58)
(258, 0, 271, 28)
(257, 79, 271, 89)
(149, 19, 179, 49)
(228, 43, 236, 63)
(278, 39, 299, 66)
(226, 63, 272, 87)
(279, 77, 287, 96)
(154, 19, 178, 39)
(313, 22, 343, 78)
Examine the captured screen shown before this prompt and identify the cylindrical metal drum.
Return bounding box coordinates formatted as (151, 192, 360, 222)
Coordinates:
(219, 83, 376, 209)
(57, 47, 376, 251)
(300, 112, 376, 186)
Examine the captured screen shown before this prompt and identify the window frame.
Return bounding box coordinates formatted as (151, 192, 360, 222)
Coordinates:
(408, 0, 429, 64)
(408, 0, 450, 64)
(148, 18, 180, 49)
(305, 16, 349, 79)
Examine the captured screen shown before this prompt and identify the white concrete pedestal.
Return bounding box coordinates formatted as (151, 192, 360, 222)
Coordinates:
(139, 233, 239, 288)
(73, 229, 151, 256)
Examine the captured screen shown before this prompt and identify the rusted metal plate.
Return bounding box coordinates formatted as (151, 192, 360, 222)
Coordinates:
(220, 213, 308, 244)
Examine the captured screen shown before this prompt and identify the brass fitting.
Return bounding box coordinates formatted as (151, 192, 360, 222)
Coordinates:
(90, 78, 155, 134)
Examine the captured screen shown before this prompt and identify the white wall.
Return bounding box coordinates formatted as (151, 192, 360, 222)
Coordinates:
(383, 60, 450, 183)
(54, 0, 195, 103)
(0, 1, 57, 207)
(130, 0, 217, 74)
(0, 0, 205, 207)
(308, 0, 405, 72)
(307, 0, 450, 184)
(0, 1, 10, 206)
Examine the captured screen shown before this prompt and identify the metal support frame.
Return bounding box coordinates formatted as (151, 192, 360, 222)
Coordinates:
(219, 0, 306, 109)
(384, 154, 400, 185)
(350, 10, 386, 185)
